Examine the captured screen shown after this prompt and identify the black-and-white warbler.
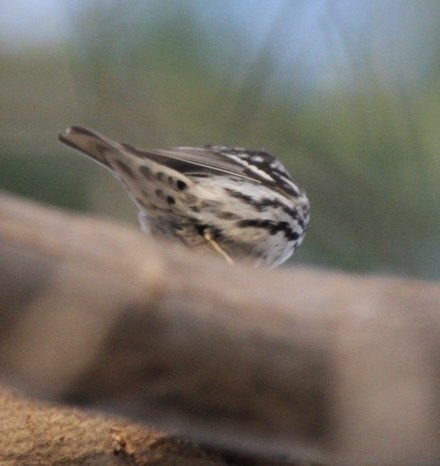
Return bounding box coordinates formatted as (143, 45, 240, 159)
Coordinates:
(59, 126, 309, 267)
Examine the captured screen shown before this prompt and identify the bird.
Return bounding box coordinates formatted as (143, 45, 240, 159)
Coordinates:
(59, 126, 309, 267)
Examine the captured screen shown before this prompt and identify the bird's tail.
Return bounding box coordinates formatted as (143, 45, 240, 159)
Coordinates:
(58, 126, 124, 170)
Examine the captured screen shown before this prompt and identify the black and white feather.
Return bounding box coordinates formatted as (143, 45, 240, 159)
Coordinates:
(59, 126, 310, 267)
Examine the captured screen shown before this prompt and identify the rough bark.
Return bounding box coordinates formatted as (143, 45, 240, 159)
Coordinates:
(0, 192, 439, 465)
(0, 385, 308, 466)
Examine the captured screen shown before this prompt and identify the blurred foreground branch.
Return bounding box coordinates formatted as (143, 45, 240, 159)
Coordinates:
(0, 192, 439, 465)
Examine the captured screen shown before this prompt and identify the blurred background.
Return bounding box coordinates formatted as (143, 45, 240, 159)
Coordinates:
(1, 0, 439, 279)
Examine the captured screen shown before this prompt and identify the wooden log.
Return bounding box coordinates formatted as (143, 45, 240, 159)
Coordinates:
(0, 192, 439, 465)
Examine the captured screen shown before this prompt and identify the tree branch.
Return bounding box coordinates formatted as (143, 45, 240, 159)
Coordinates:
(0, 192, 439, 465)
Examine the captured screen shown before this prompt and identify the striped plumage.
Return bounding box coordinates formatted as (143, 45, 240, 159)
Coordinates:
(59, 126, 309, 267)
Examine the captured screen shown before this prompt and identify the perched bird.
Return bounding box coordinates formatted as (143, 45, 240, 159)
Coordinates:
(59, 126, 309, 267)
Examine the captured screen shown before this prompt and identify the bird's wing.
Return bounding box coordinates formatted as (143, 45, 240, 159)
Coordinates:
(120, 144, 262, 183)
(59, 126, 260, 183)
